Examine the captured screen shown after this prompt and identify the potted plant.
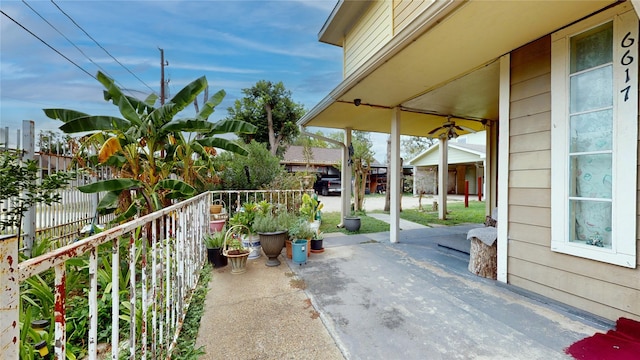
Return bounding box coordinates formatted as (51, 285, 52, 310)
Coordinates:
(253, 210, 289, 267)
(229, 201, 261, 259)
(288, 217, 314, 258)
(310, 230, 324, 253)
(223, 225, 251, 274)
(204, 229, 227, 268)
(300, 193, 323, 233)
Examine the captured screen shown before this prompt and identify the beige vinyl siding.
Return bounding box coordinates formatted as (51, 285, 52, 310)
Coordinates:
(508, 36, 640, 321)
(393, 0, 432, 34)
(344, 1, 392, 77)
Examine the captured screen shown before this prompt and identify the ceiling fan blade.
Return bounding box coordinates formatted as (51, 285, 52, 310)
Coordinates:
(457, 125, 477, 133)
(428, 126, 443, 135)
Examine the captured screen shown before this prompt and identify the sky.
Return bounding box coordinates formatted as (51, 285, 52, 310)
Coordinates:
(0, 0, 398, 159)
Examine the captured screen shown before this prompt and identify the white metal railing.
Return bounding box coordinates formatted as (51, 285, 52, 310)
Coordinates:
(0, 191, 210, 359)
(210, 189, 313, 214)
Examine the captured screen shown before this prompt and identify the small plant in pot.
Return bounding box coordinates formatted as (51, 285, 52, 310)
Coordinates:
(223, 225, 251, 275)
(311, 230, 324, 253)
(204, 229, 227, 268)
(300, 193, 323, 232)
(253, 209, 290, 267)
(288, 217, 315, 258)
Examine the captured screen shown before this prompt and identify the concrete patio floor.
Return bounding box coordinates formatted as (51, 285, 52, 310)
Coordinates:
(195, 224, 613, 359)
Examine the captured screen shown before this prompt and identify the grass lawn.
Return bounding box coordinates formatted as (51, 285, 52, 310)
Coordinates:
(398, 201, 486, 226)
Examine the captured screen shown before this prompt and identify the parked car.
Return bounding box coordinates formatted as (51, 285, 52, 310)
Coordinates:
(314, 176, 341, 196)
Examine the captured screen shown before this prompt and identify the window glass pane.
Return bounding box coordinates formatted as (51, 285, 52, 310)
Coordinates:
(569, 65, 612, 113)
(570, 109, 612, 152)
(570, 200, 612, 248)
(570, 22, 613, 73)
(569, 154, 612, 199)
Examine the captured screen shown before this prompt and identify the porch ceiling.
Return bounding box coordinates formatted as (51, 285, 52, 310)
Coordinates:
(300, 0, 616, 137)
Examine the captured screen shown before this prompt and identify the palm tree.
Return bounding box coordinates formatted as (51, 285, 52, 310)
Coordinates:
(45, 71, 256, 221)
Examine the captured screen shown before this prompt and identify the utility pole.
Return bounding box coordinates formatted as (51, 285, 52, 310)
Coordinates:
(159, 48, 168, 105)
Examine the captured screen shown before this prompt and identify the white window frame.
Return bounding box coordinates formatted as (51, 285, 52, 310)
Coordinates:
(551, 5, 638, 268)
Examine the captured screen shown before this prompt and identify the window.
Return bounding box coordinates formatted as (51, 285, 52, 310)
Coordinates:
(551, 7, 638, 267)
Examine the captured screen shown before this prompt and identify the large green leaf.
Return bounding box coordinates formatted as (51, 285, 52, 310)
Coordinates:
(97, 71, 141, 126)
(166, 76, 207, 117)
(196, 137, 249, 156)
(161, 119, 214, 132)
(111, 202, 139, 223)
(197, 89, 226, 120)
(97, 190, 121, 210)
(209, 119, 257, 135)
(156, 179, 196, 197)
(78, 179, 143, 193)
(43, 108, 90, 123)
(59, 116, 130, 133)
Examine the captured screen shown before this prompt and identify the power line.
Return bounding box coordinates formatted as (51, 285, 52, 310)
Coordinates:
(50, 0, 157, 95)
(20, 0, 134, 95)
(0, 10, 96, 80)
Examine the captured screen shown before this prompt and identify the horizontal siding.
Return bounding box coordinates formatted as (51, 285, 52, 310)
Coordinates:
(345, 1, 392, 77)
(510, 111, 550, 136)
(393, 0, 432, 34)
(507, 34, 640, 321)
(510, 131, 551, 153)
(508, 274, 639, 321)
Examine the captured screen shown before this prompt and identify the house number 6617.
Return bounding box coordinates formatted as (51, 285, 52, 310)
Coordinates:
(620, 31, 635, 102)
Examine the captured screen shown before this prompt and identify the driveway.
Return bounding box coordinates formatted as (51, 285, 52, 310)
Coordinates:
(291, 226, 610, 359)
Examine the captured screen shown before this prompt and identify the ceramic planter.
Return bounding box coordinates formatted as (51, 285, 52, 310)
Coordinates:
(310, 238, 324, 253)
(343, 216, 361, 232)
(242, 234, 261, 260)
(209, 219, 226, 233)
(258, 230, 288, 266)
(207, 247, 227, 268)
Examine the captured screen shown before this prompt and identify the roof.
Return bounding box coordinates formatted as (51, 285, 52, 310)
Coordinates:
(281, 146, 341, 166)
(408, 141, 485, 167)
(300, 0, 616, 136)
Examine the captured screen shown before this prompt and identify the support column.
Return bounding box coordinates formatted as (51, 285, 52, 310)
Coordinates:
(0, 235, 19, 359)
(390, 108, 401, 243)
(341, 129, 353, 225)
(497, 54, 511, 283)
(22, 120, 35, 257)
(438, 138, 448, 219)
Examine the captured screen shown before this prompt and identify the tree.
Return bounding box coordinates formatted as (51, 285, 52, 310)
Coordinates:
(291, 130, 329, 148)
(401, 136, 435, 160)
(45, 71, 256, 222)
(0, 152, 73, 245)
(227, 80, 303, 156)
(351, 131, 375, 211)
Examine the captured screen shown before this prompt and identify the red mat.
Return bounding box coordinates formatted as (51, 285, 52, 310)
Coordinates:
(566, 317, 640, 359)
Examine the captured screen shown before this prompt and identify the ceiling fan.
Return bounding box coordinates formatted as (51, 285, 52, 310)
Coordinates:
(427, 116, 488, 139)
(427, 117, 464, 139)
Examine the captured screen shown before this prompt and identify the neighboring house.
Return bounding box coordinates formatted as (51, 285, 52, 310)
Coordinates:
(410, 138, 485, 196)
(298, 1, 640, 322)
(280, 145, 341, 177)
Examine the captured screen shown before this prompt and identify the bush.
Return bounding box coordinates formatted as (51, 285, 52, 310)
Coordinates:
(214, 140, 285, 190)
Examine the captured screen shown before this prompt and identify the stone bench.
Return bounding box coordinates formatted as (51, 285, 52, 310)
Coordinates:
(466, 210, 497, 280)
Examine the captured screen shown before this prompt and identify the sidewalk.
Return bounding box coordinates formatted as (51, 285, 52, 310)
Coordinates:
(195, 222, 612, 359)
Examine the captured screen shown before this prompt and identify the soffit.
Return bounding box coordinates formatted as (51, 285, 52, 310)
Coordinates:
(319, 0, 374, 46)
(301, 0, 617, 137)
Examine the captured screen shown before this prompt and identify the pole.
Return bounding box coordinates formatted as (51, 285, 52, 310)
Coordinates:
(478, 176, 483, 201)
(159, 48, 165, 105)
(465, 180, 469, 208)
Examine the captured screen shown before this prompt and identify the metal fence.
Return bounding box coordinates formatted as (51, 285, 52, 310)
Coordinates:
(1, 121, 113, 250)
(0, 191, 210, 359)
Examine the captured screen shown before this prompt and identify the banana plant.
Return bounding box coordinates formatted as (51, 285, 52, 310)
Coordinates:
(44, 71, 256, 220)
